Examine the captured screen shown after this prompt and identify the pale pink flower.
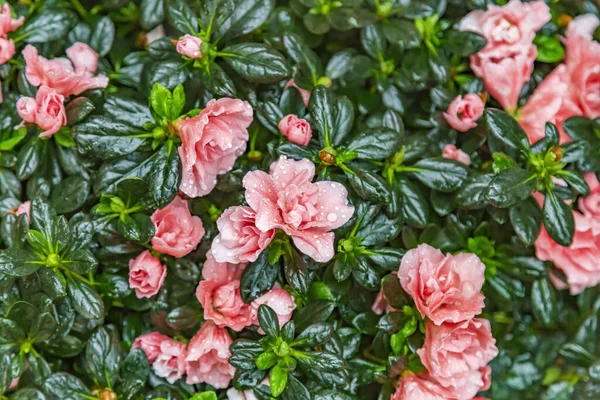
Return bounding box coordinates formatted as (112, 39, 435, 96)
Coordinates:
(566, 14, 600, 38)
(417, 319, 498, 399)
(0, 37, 15, 64)
(185, 321, 235, 388)
(278, 114, 312, 146)
(0, 3, 24, 37)
(177, 98, 253, 197)
(285, 79, 311, 107)
(518, 65, 581, 144)
(17, 85, 67, 138)
(251, 287, 296, 332)
(131, 332, 171, 363)
(151, 196, 205, 258)
(23, 44, 108, 97)
(65, 42, 99, 74)
(128, 250, 167, 298)
(195, 252, 253, 331)
(398, 244, 485, 325)
(176, 34, 203, 59)
(442, 144, 471, 166)
(226, 378, 269, 400)
(211, 206, 275, 264)
(564, 17, 600, 119)
(391, 372, 454, 400)
(153, 339, 187, 384)
(443, 94, 485, 132)
(460, 0, 550, 111)
(242, 156, 354, 262)
(535, 175, 600, 294)
(15, 201, 31, 222)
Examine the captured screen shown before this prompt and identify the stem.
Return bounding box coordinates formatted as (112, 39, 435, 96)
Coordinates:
(62, 267, 95, 286)
(70, 0, 88, 18)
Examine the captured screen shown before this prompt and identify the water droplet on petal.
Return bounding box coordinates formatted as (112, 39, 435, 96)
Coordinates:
(327, 213, 338, 222)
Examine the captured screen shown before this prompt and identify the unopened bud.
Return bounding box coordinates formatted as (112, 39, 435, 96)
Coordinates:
(319, 150, 336, 165)
(557, 13, 573, 28)
(248, 150, 263, 162)
(550, 146, 563, 161)
(316, 76, 332, 88)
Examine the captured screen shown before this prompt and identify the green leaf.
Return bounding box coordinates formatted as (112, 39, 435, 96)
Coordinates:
(443, 30, 486, 57)
(0, 249, 44, 277)
(66, 276, 104, 320)
(0, 318, 26, 344)
(381, 273, 411, 309)
(356, 213, 401, 247)
(11, 389, 48, 400)
(38, 268, 67, 299)
(41, 335, 85, 358)
(360, 23, 386, 60)
(534, 35, 565, 63)
(310, 86, 354, 148)
(293, 300, 335, 332)
(297, 351, 344, 372)
(229, 340, 263, 370)
(0, 127, 27, 151)
(346, 167, 391, 203)
(222, 43, 289, 84)
(166, 0, 198, 33)
(240, 252, 278, 303)
(258, 304, 280, 337)
(42, 373, 92, 400)
(148, 61, 188, 90)
(365, 247, 404, 271)
(543, 191, 574, 246)
(351, 257, 380, 290)
(485, 109, 531, 155)
(200, 0, 234, 32)
(282, 374, 311, 400)
(485, 168, 536, 208)
(62, 249, 98, 274)
(270, 364, 289, 397)
(140, 0, 165, 30)
(347, 127, 402, 160)
(382, 20, 421, 49)
(117, 349, 150, 400)
(148, 140, 181, 208)
(74, 116, 151, 160)
(293, 323, 333, 347)
(198, 62, 237, 97)
(531, 278, 557, 327)
(117, 214, 155, 243)
(559, 170, 590, 196)
(22, 10, 74, 43)
(96, 273, 133, 299)
(89, 16, 115, 57)
(16, 136, 46, 180)
(256, 351, 278, 370)
(84, 327, 122, 388)
(410, 158, 468, 192)
(49, 175, 90, 214)
(214, 0, 275, 41)
(509, 197, 542, 246)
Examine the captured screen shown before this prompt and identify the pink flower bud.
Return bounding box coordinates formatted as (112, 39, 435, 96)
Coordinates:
(278, 114, 312, 146)
(128, 250, 167, 298)
(176, 34, 203, 59)
(442, 144, 471, 166)
(443, 94, 484, 132)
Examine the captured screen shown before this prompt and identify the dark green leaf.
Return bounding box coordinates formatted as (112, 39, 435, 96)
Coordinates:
(240, 252, 278, 303)
(347, 128, 402, 160)
(410, 158, 468, 192)
(509, 197, 542, 246)
(543, 191, 574, 246)
(166, 0, 198, 34)
(222, 43, 289, 84)
(485, 168, 536, 208)
(66, 276, 104, 320)
(148, 140, 181, 208)
(531, 278, 557, 327)
(49, 175, 90, 214)
(310, 86, 354, 148)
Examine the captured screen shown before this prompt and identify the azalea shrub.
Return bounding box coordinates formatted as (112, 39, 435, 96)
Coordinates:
(1, 0, 600, 399)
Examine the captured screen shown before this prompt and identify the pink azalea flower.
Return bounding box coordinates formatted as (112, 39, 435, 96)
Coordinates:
(443, 94, 485, 132)
(176, 34, 203, 59)
(442, 144, 471, 166)
(151, 195, 205, 258)
(278, 114, 313, 146)
(241, 156, 354, 262)
(251, 287, 296, 332)
(128, 250, 167, 298)
(16, 85, 67, 138)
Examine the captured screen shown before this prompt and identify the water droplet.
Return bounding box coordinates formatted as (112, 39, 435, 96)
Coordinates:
(327, 213, 338, 222)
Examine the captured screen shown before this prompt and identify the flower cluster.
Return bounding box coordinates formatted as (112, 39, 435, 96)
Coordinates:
(0, 3, 23, 101)
(394, 244, 498, 400)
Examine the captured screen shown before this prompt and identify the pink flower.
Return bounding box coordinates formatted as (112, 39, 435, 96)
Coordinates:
(0, 37, 15, 64)
(535, 175, 600, 295)
(227, 379, 269, 400)
(278, 114, 312, 146)
(15, 201, 31, 222)
(128, 250, 167, 298)
(185, 321, 235, 388)
(460, 0, 550, 111)
(372, 289, 390, 315)
(176, 34, 203, 59)
(151, 196, 205, 258)
(417, 319, 498, 399)
(65, 42, 99, 74)
(391, 372, 454, 400)
(131, 332, 171, 363)
(177, 98, 253, 197)
(17, 85, 67, 138)
(195, 252, 253, 331)
(564, 17, 600, 119)
(0, 3, 24, 37)
(242, 156, 354, 262)
(398, 244, 485, 325)
(23, 44, 108, 97)
(211, 206, 274, 264)
(442, 144, 471, 166)
(443, 94, 485, 132)
(153, 339, 187, 384)
(285, 79, 311, 107)
(566, 14, 600, 38)
(518, 65, 581, 144)
(251, 288, 296, 332)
